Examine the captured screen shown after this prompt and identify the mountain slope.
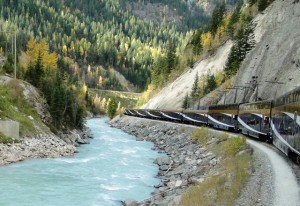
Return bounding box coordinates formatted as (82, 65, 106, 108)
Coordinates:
(142, 41, 232, 109)
(224, 0, 300, 103)
(143, 0, 300, 109)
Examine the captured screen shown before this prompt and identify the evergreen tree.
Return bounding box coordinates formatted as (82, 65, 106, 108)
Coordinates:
(2, 54, 14, 74)
(107, 97, 118, 119)
(191, 73, 199, 98)
(25, 62, 35, 85)
(182, 93, 189, 109)
(210, 3, 226, 36)
(227, 2, 242, 38)
(224, 18, 256, 76)
(34, 51, 44, 88)
(206, 74, 217, 93)
(187, 57, 195, 68)
(191, 29, 203, 55)
(258, 0, 268, 11)
(166, 41, 177, 73)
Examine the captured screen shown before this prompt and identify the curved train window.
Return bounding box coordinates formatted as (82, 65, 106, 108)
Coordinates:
(264, 116, 270, 124)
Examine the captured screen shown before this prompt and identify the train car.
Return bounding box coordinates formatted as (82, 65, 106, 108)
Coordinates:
(182, 107, 208, 126)
(124, 109, 131, 116)
(159, 110, 183, 122)
(238, 101, 272, 141)
(124, 109, 137, 116)
(208, 104, 239, 132)
(271, 87, 300, 164)
(133, 109, 148, 118)
(143, 109, 163, 120)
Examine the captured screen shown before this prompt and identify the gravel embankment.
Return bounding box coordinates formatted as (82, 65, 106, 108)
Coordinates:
(234, 142, 273, 206)
(245, 139, 300, 206)
(0, 129, 91, 166)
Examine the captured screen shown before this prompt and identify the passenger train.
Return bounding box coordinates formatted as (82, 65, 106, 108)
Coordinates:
(124, 86, 300, 164)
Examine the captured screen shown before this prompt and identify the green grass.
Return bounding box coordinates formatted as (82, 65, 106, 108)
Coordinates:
(0, 80, 42, 136)
(0, 132, 20, 143)
(179, 129, 251, 206)
(191, 127, 210, 146)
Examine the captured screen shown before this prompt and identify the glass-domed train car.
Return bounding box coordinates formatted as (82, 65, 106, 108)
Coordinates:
(182, 107, 208, 126)
(271, 86, 300, 164)
(208, 104, 239, 132)
(238, 101, 272, 141)
(159, 110, 183, 122)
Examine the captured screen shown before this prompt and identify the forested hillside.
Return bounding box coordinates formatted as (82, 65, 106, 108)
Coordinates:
(0, 0, 239, 91)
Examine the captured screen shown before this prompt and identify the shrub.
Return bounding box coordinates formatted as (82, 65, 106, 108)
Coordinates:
(224, 136, 246, 157)
(192, 127, 211, 146)
(0, 132, 20, 144)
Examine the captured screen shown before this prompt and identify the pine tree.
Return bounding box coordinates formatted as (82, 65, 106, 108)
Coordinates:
(166, 40, 177, 73)
(107, 97, 117, 119)
(258, 0, 268, 11)
(25, 62, 35, 86)
(227, 3, 242, 38)
(191, 29, 203, 55)
(34, 51, 44, 88)
(210, 3, 226, 36)
(187, 57, 195, 68)
(182, 93, 189, 109)
(224, 18, 256, 77)
(206, 74, 217, 93)
(191, 73, 199, 98)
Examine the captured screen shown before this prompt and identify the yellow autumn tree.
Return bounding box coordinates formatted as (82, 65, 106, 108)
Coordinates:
(198, 74, 207, 96)
(26, 38, 57, 70)
(98, 76, 103, 88)
(214, 25, 226, 45)
(201, 32, 212, 51)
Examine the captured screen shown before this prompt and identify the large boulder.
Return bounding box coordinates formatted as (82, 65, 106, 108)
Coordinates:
(155, 156, 171, 166)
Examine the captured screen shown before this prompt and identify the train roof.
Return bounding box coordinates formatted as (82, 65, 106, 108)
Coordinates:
(239, 100, 272, 106)
(183, 109, 208, 113)
(209, 103, 239, 109)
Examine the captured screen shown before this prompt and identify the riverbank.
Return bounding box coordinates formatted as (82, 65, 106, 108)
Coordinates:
(0, 128, 91, 166)
(110, 116, 254, 206)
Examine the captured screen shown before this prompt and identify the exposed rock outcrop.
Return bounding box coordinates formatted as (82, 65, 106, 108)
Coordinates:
(0, 134, 76, 165)
(0, 75, 92, 165)
(225, 0, 300, 103)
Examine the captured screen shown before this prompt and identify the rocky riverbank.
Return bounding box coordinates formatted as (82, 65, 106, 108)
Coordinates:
(0, 128, 92, 166)
(110, 116, 226, 206)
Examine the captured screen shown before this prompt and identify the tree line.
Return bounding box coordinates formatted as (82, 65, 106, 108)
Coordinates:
(0, 0, 207, 91)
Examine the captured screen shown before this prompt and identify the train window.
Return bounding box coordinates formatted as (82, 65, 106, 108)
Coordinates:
(264, 117, 270, 124)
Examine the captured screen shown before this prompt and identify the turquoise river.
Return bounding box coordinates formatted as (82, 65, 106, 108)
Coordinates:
(0, 118, 162, 206)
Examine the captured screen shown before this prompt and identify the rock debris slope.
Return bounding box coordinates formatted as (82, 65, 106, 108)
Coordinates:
(142, 41, 233, 109)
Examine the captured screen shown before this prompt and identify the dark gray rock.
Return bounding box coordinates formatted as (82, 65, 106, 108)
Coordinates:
(123, 199, 138, 206)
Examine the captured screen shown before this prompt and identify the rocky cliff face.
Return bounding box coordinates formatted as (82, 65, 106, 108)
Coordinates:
(225, 0, 300, 103)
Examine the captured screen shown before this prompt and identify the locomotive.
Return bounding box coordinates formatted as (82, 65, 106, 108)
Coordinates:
(124, 86, 300, 164)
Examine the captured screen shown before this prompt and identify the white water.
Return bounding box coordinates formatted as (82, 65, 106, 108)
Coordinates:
(0, 118, 162, 206)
